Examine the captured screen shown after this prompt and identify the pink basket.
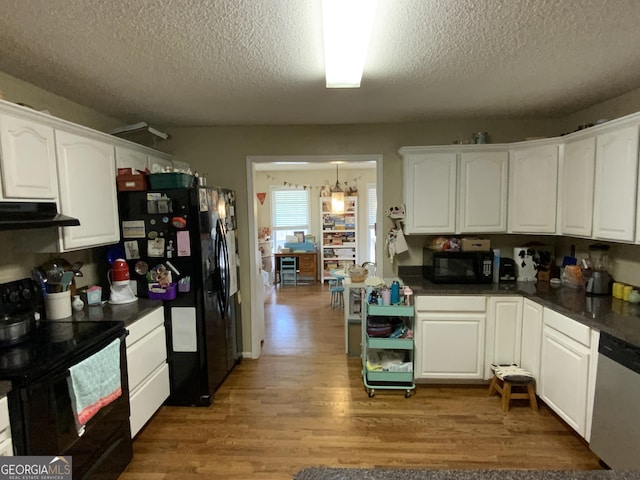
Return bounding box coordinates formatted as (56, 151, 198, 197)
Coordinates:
(148, 283, 177, 300)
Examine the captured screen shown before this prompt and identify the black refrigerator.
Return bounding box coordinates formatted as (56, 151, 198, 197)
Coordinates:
(117, 186, 242, 406)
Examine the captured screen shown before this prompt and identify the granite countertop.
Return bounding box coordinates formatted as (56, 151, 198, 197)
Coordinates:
(67, 298, 163, 329)
(294, 468, 640, 480)
(399, 271, 640, 349)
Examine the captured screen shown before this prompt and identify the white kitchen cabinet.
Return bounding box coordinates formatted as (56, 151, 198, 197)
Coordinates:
(414, 296, 486, 380)
(0, 395, 12, 456)
(484, 296, 523, 379)
(115, 146, 148, 174)
(458, 150, 508, 233)
(520, 298, 543, 381)
(592, 125, 639, 242)
(401, 149, 457, 234)
(559, 136, 596, 237)
(508, 143, 559, 233)
(0, 113, 58, 200)
(540, 308, 599, 439)
(126, 307, 170, 437)
(55, 130, 120, 250)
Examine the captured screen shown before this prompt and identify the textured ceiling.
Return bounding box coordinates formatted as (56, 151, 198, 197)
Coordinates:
(1, 0, 640, 127)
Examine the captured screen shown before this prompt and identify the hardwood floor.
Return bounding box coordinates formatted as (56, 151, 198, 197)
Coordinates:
(121, 283, 601, 479)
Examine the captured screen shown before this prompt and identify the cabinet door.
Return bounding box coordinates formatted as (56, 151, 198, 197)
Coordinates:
(56, 130, 119, 250)
(593, 125, 639, 242)
(403, 151, 457, 234)
(540, 325, 590, 437)
(0, 114, 57, 199)
(560, 137, 595, 237)
(520, 298, 543, 381)
(115, 146, 148, 173)
(484, 296, 523, 379)
(508, 145, 558, 233)
(415, 312, 485, 379)
(459, 151, 508, 233)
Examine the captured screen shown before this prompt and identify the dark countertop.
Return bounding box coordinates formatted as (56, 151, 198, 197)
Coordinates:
(68, 298, 163, 329)
(400, 272, 640, 349)
(294, 468, 640, 480)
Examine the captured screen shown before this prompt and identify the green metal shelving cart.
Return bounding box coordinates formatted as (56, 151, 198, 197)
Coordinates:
(362, 303, 415, 398)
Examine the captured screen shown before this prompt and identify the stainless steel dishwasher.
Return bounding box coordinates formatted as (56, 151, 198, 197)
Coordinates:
(589, 331, 640, 469)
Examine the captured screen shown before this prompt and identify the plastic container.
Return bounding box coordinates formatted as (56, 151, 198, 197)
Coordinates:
(147, 283, 177, 300)
(149, 173, 194, 189)
(45, 290, 72, 320)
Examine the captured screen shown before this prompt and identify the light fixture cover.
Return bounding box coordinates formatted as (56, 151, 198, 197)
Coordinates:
(322, 0, 378, 88)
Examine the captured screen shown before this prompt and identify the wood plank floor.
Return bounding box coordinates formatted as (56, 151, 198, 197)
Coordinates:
(121, 283, 601, 479)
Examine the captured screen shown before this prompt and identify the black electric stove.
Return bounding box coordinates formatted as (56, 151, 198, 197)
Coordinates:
(0, 278, 133, 480)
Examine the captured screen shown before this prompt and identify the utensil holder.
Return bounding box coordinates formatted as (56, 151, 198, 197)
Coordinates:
(45, 290, 72, 320)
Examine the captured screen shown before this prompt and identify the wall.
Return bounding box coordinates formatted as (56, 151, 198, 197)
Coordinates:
(254, 166, 377, 261)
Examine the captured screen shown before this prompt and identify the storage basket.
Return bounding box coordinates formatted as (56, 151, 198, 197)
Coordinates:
(147, 283, 177, 300)
(149, 173, 194, 189)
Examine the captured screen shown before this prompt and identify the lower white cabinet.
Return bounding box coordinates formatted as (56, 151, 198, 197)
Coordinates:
(540, 308, 599, 440)
(415, 296, 486, 380)
(126, 307, 170, 438)
(520, 298, 543, 381)
(484, 296, 523, 379)
(0, 396, 12, 456)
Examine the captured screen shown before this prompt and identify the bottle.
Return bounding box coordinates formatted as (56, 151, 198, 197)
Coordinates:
(390, 281, 400, 305)
(72, 295, 84, 311)
(493, 249, 501, 283)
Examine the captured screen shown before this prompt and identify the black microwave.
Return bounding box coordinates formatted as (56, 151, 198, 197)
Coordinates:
(423, 249, 494, 284)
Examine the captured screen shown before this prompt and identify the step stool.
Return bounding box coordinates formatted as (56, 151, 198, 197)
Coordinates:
(488, 365, 538, 412)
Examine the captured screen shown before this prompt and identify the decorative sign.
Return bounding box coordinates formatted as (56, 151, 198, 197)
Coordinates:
(257, 192, 267, 205)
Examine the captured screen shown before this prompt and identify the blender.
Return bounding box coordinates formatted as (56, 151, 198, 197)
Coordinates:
(586, 244, 612, 295)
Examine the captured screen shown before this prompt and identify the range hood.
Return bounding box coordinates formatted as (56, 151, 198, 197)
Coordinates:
(0, 202, 80, 230)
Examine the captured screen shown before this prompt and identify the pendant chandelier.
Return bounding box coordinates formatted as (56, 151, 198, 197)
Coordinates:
(331, 163, 345, 214)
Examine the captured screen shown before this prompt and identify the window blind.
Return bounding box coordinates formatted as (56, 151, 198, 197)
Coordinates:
(272, 188, 310, 228)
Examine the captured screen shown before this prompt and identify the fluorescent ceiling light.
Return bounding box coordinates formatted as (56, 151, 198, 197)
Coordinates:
(322, 0, 377, 88)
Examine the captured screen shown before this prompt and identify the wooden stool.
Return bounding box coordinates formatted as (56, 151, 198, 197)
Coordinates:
(488, 366, 538, 412)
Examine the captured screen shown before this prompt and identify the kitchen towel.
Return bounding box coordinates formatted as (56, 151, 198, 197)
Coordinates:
(67, 338, 122, 435)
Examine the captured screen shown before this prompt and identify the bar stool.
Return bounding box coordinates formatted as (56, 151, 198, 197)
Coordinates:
(329, 281, 344, 308)
(279, 257, 297, 286)
(488, 364, 538, 412)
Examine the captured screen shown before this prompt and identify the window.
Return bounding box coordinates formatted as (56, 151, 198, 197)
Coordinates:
(271, 187, 310, 251)
(366, 183, 377, 264)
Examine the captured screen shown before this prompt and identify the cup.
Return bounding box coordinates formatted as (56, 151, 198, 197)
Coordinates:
(381, 289, 391, 306)
(623, 285, 633, 301)
(45, 290, 72, 320)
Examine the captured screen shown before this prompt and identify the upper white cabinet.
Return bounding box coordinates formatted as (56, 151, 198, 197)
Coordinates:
(559, 137, 596, 237)
(458, 150, 508, 233)
(56, 130, 120, 250)
(401, 147, 508, 234)
(402, 149, 457, 234)
(0, 113, 58, 200)
(115, 146, 148, 174)
(593, 125, 639, 242)
(508, 143, 559, 234)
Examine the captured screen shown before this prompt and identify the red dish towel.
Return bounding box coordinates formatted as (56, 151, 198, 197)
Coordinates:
(67, 339, 122, 434)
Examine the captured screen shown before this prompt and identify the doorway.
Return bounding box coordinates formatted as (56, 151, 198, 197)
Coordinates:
(246, 155, 382, 359)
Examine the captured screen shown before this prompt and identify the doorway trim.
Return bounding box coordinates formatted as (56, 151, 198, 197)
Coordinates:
(245, 154, 384, 359)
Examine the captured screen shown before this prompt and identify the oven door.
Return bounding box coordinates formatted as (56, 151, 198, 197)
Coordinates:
(9, 333, 132, 480)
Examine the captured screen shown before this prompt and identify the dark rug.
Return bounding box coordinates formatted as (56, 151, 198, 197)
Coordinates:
(293, 468, 639, 480)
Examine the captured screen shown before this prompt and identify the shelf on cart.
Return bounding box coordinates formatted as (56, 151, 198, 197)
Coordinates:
(367, 305, 414, 316)
(366, 335, 413, 349)
(365, 371, 414, 382)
